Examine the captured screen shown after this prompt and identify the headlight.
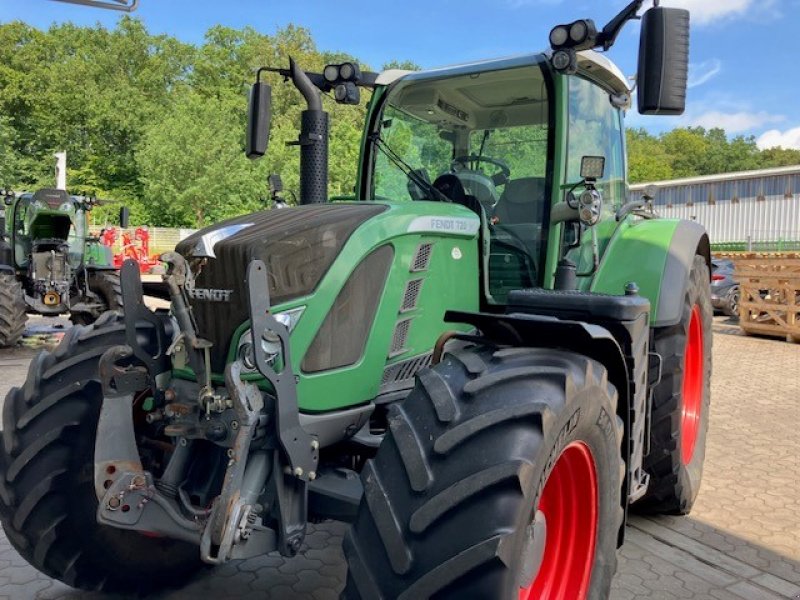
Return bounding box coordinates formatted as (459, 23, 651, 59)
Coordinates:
(236, 306, 305, 373)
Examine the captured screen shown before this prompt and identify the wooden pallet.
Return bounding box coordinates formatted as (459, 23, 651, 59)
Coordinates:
(725, 254, 800, 343)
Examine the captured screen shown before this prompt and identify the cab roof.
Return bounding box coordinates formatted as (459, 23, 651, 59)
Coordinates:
(376, 50, 630, 97)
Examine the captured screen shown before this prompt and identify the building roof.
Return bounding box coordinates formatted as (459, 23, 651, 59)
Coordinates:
(630, 165, 800, 190)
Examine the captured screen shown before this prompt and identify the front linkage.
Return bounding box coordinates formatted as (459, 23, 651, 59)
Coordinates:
(93, 257, 318, 563)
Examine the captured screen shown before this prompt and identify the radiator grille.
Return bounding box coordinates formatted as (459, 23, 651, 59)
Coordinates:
(381, 352, 433, 386)
(401, 278, 423, 312)
(411, 243, 433, 272)
(389, 318, 412, 357)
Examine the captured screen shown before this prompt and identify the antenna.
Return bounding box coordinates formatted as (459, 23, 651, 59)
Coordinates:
(48, 0, 139, 12)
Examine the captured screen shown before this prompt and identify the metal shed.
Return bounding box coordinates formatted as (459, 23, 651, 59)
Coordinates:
(630, 165, 800, 251)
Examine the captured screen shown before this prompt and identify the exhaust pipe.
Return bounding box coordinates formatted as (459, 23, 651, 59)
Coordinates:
(289, 58, 328, 205)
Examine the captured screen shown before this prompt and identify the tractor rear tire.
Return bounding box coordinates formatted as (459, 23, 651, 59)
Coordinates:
(0, 272, 27, 347)
(0, 312, 203, 593)
(70, 270, 123, 326)
(635, 255, 712, 515)
(342, 346, 624, 600)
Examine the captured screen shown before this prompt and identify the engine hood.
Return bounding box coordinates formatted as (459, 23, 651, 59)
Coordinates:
(175, 203, 387, 370)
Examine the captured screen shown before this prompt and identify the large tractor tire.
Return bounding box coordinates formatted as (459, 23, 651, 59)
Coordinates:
(636, 255, 712, 515)
(0, 312, 203, 593)
(70, 270, 123, 326)
(0, 272, 27, 347)
(343, 346, 624, 599)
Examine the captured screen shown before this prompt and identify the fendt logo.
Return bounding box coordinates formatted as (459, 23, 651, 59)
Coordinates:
(186, 284, 233, 302)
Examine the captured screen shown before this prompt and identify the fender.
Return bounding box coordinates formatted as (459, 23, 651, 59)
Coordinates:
(0, 236, 13, 272)
(590, 218, 710, 328)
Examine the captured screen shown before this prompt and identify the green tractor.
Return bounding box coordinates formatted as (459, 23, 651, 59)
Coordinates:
(0, 3, 711, 598)
(0, 188, 126, 346)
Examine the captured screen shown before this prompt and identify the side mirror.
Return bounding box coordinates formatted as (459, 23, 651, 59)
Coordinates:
(246, 82, 272, 159)
(638, 7, 690, 115)
(643, 184, 658, 200)
(119, 206, 130, 228)
(3, 194, 13, 206)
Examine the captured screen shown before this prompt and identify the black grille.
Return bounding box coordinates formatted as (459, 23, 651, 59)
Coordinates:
(411, 243, 433, 272)
(389, 318, 412, 357)
(401, 279, 423, 312)
(381, 352, 433, 386)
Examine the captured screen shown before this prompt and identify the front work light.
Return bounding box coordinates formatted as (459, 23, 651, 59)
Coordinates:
(550, 19, 598, 51)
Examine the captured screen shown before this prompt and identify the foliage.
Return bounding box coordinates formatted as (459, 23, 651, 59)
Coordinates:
(0, 18, 797, 226)
(626, 127, 800, 183)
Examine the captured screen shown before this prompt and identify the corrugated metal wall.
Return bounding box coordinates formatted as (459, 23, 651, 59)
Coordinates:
(630, 169, 800, 246)
(655, 196, 800, 244)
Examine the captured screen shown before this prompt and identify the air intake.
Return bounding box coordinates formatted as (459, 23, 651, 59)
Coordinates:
(411, 242, 433, 272)
(381, 352, 433, 386)
(389, 318, 412, 357)
(401, 279, 423, 313)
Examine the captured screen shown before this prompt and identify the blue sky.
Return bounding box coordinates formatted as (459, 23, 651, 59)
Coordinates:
(2, 0, 800, 149)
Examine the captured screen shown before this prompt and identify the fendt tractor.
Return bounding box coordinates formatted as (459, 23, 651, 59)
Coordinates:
(0, 189, 127, 346)
(0, 2, 712, 598)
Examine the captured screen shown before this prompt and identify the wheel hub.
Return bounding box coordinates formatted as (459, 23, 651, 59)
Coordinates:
(680, 304, 704, 465)
(519, 442, 598, 600)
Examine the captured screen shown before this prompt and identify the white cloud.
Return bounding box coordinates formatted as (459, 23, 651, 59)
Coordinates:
(757, 126, 800, 150)
(687, 59, 722, 89)
(686, 110, 784, 134)
(663, 0, 776, 24)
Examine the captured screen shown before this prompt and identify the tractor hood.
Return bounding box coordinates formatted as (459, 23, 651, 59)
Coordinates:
(176, 203, 387, 369)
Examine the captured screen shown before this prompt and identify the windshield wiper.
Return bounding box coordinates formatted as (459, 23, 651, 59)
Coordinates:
(369, 134, 450, 202)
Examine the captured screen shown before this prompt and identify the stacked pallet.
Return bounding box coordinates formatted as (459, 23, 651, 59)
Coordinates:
(722, 253, 800, 343)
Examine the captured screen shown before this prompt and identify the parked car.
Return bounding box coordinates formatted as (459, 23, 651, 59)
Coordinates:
(711, 258, 740, 317)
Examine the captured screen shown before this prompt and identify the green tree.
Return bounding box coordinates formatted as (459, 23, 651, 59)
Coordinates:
(136, 91, 267, 227)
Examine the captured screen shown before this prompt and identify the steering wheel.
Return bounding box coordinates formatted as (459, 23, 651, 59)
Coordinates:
(451, 155, 511, 185)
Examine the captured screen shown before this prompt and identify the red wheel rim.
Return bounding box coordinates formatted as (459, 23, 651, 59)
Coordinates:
(519, 442, 598, 600)
(681, 304, 704, 465)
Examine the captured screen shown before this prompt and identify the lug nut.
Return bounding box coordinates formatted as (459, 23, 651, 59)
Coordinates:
(308, 471, 317, 481)
(294, 467, 304, 477)
(310, 440, 319, 451)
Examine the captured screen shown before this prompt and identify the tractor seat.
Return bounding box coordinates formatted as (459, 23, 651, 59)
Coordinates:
(492, 177, 547, 225)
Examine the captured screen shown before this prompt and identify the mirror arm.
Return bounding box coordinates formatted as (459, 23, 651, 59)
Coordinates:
(596, 0, 648, 50)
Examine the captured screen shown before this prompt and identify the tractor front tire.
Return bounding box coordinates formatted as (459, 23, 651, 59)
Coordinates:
(0, 272, 27, 347)
(343, 346, 624, 599)
(636, 255, 712, 515)
(70, 270, 123, 326)
(0, 312, 203, 593)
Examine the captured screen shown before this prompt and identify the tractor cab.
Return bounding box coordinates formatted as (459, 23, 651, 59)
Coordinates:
(361, 52, 630, 302)
(11, 188, 87, 269)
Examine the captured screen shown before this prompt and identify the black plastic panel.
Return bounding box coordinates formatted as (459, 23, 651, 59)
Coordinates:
(301, 245, 394, 373)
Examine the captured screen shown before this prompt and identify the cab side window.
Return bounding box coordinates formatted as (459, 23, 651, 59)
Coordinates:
(567, 77, 626, 208)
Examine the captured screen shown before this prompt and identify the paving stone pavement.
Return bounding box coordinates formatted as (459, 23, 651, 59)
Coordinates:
(0, 316, 798, 599)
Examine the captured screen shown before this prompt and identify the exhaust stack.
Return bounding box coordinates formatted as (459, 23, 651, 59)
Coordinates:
(289, 58, 328, 205)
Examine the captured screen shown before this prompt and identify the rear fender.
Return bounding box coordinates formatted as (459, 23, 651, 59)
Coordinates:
(591, 219, 710, 328)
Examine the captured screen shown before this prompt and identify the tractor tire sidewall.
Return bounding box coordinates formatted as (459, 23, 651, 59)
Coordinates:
(512, 383, 623, 598)
(0, 313, 203, 593)
(637, 255, 712, 515)
(0, 273, 27, 347)
(71, 270, 122, 326)
(343, 347, 624, 600)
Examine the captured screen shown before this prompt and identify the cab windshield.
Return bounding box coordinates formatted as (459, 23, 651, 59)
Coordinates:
(371, 63, 553, 301)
